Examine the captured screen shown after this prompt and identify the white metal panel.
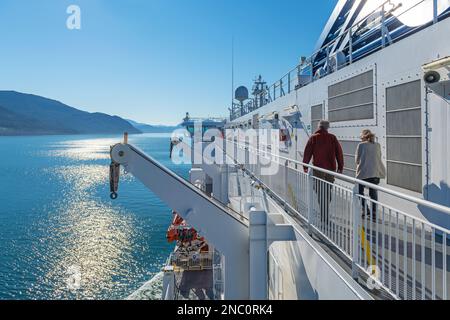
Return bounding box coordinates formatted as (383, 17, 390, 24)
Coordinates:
(425, 89, 450, 229)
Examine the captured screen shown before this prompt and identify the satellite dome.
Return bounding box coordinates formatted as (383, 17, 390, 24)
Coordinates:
(235, 86, 249, 103)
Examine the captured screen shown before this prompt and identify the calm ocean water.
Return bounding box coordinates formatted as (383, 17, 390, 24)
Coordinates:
(0, 133, 189, 300)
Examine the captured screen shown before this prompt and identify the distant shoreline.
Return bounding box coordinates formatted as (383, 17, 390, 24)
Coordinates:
(0, 131, 175, 137)
(0, 90, 181, 137)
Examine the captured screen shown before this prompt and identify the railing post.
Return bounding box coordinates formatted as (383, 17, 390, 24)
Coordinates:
(381, 5, 386, 48)
(245, 146, 249, 169)
(352, 183, 360, 280)
(433, 0, 438, 24)
(234, 137, 238, 164)
(288, 72, 291, 94)
(162, 265, 175, 300)
(307, 168, 314, 235)
(249, 209, 268, 299)
(349, 28, 353, 64)
(326, 46, 330, 73)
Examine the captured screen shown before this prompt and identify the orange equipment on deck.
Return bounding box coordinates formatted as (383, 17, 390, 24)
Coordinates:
(166, 212, 209, 252)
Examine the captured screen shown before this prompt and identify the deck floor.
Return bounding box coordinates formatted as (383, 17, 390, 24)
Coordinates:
(175, 270, 215, 300)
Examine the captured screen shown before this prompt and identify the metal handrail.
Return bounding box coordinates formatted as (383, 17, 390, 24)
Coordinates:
(183, 117, 226, 123)
(274, 0, 427, 85)
(227, 139, 450, 228)
(230, 0, 444, 120)
(224, 138, 448, 300)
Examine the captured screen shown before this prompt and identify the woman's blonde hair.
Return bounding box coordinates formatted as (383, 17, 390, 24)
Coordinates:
(361, 129, 376, 143)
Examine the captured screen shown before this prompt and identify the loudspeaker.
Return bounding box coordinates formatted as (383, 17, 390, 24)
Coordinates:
(424, 70, 441, 84)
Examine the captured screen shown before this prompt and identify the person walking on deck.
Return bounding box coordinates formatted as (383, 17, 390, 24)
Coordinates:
(355, 129, 386, 220)
(303, 120, 344, 229)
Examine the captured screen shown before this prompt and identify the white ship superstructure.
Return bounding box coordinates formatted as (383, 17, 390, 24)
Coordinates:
(109, 0, 450, 300)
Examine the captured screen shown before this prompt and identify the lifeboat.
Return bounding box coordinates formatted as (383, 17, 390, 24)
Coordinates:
(166, 211, 208, 253)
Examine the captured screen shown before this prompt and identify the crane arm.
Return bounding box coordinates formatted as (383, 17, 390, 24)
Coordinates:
(109, 142, 250, 299)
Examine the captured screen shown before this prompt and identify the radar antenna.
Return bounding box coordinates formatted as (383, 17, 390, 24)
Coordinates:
(252, 75, 267, 109)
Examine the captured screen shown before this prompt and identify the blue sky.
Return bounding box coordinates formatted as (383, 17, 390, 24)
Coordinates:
(0, 0, 337, 125)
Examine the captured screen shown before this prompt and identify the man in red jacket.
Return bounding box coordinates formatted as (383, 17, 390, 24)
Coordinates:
(303, 120, 344, 230)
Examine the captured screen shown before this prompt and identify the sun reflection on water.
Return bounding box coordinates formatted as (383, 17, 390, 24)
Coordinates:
(37, 198, 135, 299)
(1, 135, 176, 300)
(46, 138, 119, 161)
(31, 138, 141, 299)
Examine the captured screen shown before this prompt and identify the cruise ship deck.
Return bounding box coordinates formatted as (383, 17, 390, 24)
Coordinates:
(111, 0, 450, 301)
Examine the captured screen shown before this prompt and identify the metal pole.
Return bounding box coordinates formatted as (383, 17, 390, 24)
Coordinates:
(381, 5, 386, 48)
(288, 72, 291, 94)
(162, 266, 175, 300)
(307, 169, 314, 235)
(433, 0, 438, 24)
(349, 28, 353, 64)
(249, 209, 268, 299)
(352, 184, 360, 279)
(326, 46, 330, 73)
(231, 36, 235, 110)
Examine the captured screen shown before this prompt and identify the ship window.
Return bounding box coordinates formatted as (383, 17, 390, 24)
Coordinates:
(386, 80, 422, 193)
(340, 140, 359, 177)
(310, 104, 323, 133)
(328, 70, 374, 122)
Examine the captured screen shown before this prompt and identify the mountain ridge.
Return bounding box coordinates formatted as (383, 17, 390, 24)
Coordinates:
(0, 91, 141, 136)
(126, 119, 181, 133)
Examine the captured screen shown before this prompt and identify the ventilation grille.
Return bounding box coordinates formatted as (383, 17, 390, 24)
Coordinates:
(340, 140, 360, 177)
(311, 104, 323, 133)
(328, 70, 374, 122)
(386, 80, 422, 193)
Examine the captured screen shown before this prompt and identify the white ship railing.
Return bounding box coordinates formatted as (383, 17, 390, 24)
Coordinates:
(169, 251, 214, 271)
(225, 139, 449, 300)
(230, 0, 450, 120)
